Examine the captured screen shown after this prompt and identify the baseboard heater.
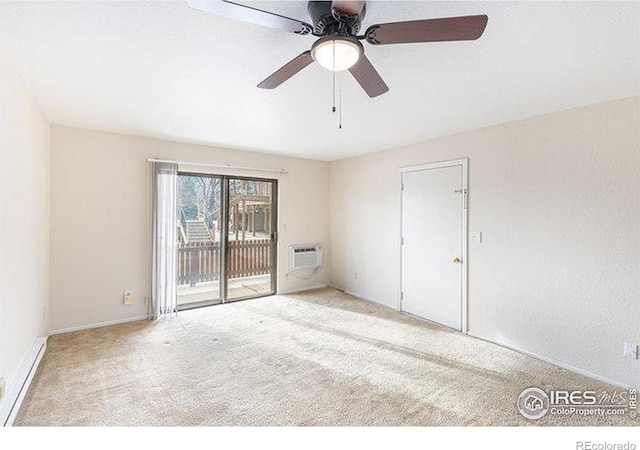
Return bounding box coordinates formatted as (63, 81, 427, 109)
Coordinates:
(0, 337, 47, 426)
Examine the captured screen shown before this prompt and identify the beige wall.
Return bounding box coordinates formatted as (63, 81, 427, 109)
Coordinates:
(0, 55, 50, 405)
(329, 96, 640, 388)
(50, 126, 329, 332)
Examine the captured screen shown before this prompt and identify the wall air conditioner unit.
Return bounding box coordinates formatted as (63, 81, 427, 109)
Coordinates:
(289, 244, 323, 270)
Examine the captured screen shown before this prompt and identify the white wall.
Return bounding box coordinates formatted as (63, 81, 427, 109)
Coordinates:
(50, 126, 329, 332)
(0, 55, 50, 404)
(329, 96, 640, 388)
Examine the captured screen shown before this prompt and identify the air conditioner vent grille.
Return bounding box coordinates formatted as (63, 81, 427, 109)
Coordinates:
(290, 244, 323, 269)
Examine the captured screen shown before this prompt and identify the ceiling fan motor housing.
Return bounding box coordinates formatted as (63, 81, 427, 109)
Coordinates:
(307, 1, 365, 36)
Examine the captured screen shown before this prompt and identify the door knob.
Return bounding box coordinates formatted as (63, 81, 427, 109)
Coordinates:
(453, 257, 462, 264)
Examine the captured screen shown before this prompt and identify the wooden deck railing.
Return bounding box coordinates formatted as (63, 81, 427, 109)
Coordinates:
(177, 239, 272, 286)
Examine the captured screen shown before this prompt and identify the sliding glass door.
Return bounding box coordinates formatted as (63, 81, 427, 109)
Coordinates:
(176, 173, 277, 309)
(176, 174, 223, 308)
(226, 177, 277, 301)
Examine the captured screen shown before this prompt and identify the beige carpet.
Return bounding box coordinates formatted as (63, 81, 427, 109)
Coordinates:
(15, 288, 637, 426)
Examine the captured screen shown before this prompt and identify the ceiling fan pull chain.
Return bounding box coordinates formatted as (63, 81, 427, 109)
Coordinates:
(332, 69, 336, 113)
(339, 72, 343, 130)
(331, 41, 337, 113)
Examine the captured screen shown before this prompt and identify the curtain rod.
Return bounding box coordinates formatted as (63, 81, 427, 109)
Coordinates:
(147, 158, 288, 175)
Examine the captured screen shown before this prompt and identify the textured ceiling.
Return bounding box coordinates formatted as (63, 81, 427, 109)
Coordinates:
(1, 1, 639, 161)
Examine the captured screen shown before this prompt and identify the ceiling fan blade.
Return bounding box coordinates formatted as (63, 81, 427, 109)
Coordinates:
(187, 0, 313, 35)
(258, 51, 314, 89)
(348, 54, 389, 98)
(332, 1, 365, 16)
(365, 15, 488, 45)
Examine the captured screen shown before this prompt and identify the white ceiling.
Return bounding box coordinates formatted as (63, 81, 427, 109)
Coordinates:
(1, 1, 639, 161)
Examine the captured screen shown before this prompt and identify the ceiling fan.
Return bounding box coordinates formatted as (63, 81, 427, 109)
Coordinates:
(187, 1, 488, 98)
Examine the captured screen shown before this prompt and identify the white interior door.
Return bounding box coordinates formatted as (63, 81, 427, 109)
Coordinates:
(401, 163, 465, 330)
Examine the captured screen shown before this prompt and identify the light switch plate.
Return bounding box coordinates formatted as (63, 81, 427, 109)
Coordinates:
(624, 342, 638, 359)
(470, 231, 483, 244)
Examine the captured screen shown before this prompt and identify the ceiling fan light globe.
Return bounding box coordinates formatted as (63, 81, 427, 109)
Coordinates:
(312, 38, 362, 72)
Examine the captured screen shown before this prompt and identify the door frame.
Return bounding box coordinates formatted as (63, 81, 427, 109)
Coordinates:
(176, 172, 278, 309)
(398, 158, 469, 334)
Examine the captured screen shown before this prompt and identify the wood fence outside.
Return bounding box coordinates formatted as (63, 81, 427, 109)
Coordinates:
(177, 239, 272, 286)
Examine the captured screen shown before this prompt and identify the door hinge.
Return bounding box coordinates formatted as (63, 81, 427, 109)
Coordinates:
(401, 183, 405, 191)
(401, 237, 404, 246)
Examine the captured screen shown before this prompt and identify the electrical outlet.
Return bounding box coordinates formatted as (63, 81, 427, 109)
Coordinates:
(0, 378, 5, 400)
(624, 342, 638, 359)
(123, 290, 134, 306)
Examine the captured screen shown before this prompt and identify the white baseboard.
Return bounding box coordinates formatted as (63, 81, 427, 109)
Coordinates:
(329, 285, 633, 390)
(329, 284, 398, 310)
(1, 336, 47, 426)
(467, 331, 634, 390)
(49, 315, 148, 336)
(279, 284, 328, 295)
